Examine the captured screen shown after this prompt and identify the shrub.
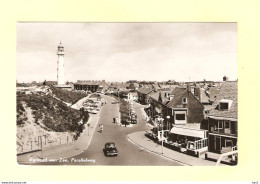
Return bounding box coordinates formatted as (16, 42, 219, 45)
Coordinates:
(50, 86, 87, 104)
(119, 98, 131, 125)
(16, 92, 89, 133)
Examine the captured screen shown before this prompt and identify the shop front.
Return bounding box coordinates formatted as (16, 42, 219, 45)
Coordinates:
(167, 125, 208, 156)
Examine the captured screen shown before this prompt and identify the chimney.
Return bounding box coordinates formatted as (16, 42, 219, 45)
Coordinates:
(223, 75, 229, 81)
(158, 91, 162, 102)
(194, 87, 201, 102)
(187, 84, 191, 93)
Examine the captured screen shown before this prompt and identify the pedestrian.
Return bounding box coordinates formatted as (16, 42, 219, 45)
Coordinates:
(100, 124, 104, 132)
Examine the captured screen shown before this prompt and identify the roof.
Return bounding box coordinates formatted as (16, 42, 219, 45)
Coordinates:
(200, 88, 210, 103)
(137, 86, 154, 94)
(109, 82, 129, 89)
(74, 80, 107, 86)
(152, 83, 161, 90)
(208, 81, 237, 119)
(208, 86, 221, 102)
(149, 90, 171, 104)
(160, 85, 177, 90)
(166, 88, 186, 108)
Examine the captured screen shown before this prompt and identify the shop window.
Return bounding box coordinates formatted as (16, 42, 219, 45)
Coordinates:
(176, 114, 185, 120)
(225, 139, 233, 147)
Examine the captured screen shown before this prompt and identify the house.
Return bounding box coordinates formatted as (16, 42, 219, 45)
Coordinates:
(74, 80, 109, 93)
(166, 87, 205, 125)
(207, 81, 237, 154)
(128, 82, 139, 91)
(127, 92, 138, 101)
(148, 86, 205, 125)
(148, 86, 207, 157)
(149, 89, 171, 118)
(137, 86, 155, 105)
(108, 82, 130, 93)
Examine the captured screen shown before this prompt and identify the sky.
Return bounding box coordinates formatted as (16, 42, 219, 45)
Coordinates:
(16, 23, 237, 83)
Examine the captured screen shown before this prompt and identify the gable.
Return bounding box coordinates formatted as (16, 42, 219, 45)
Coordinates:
(167, 89, 204, 109)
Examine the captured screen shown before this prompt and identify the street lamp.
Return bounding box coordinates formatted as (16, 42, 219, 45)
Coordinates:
(166, 115, 170, 131)
(158, 116, 164, 154)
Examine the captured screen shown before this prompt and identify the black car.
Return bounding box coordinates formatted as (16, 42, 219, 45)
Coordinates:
(103, 142, 118, 156)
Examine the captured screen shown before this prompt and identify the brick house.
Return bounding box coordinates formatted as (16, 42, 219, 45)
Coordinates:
(148, 86, 207, 156)
(166, 87, 205, 125)
(207, 81, 237, 154)
(137, 86, 155, 105)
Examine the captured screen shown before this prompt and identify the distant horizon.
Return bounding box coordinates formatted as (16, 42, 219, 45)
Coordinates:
(17, 23, 237, 83)
(16, 78, 237, 84)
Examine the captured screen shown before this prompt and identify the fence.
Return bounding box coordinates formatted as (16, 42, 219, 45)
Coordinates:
(17, 133, 75, 154)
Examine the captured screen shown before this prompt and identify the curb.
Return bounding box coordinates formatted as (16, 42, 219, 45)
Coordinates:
(127, 134, 190, 166)
(18, 110, 101, 165)
(17, 149, 42, 156)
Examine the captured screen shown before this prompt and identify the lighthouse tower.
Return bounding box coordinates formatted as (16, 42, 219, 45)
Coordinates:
(57, 41, 65, 85)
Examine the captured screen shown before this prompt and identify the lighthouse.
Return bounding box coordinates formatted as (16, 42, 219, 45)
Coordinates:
(57, 41, 65, 85)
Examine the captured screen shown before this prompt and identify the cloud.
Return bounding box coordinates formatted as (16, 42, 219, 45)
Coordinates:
(16, 23, 237, 83)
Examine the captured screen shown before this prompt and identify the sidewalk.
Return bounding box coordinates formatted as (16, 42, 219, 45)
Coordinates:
(128, 131, 226, 166)
(17, 112, 100, 164)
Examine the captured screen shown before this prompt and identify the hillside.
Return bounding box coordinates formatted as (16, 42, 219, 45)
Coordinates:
(50, 86, 88, 104)
(17, 91, 89, 132)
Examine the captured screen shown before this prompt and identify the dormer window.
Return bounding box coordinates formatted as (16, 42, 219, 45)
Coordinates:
(219, 102, 229, 110)
(182, 97, 187, 104)
(168, 95, 174, 101)
(219, 99, 233, 110)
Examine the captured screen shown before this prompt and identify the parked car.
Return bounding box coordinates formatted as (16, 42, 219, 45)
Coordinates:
(112, 101, 119, 104)
(88, 109, 98, 114)
(131, 118, 137, 124)
(103, 142, 118, 156)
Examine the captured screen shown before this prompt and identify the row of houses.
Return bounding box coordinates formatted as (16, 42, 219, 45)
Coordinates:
(138, 80, 237, 160)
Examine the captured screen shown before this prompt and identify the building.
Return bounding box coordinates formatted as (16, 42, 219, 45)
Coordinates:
(128, 82, 139, 91)
(137, 86, 155, 105)
(57, 42, 65, 85)
(166, 87, 205, 125)
(207, 81, 237, 154)
(149, 90, 171, 118)
(74, 80, 108, 93)
(127, 92, 138, 101)
(147, 86, 208, 157)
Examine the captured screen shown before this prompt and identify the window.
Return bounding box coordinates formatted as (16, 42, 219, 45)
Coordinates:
(219, 99, 233, 110)
(231, 121, 236, 134)
(176, 114, 185, 120)
(218, 121, 223, 129)
(224, 121, 231, 134)
(214, 120, 223, 132)
(225, 139, 233, 147)
(225, 121, 230, 129)
(182, 97, 187, 104)
(219, 102, 229, 110)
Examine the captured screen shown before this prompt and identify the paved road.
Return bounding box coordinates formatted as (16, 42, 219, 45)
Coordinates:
(40, 95, 182, 166)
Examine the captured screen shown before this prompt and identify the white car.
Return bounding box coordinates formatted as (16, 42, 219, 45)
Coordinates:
(89, 110, 98, 114)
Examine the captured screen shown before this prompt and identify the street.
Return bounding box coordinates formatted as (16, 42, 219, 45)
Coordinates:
(37, 95, 182, 166)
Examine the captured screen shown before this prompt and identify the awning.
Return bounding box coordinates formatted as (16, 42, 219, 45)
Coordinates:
(170, 126, 206, 138)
